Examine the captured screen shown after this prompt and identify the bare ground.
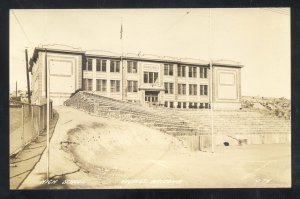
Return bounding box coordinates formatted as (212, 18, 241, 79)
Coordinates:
(19, 106, 291, 189)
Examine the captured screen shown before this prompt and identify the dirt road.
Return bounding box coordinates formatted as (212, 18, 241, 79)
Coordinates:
(20, 106, 291, 189)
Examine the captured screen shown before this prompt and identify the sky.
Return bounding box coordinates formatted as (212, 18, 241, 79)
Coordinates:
(9, 8, 290, 98)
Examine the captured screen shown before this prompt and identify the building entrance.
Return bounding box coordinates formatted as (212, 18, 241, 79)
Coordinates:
(145, 91, 159, 105)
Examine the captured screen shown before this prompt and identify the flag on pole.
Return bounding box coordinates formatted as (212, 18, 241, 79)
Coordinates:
(120, 23, 123, 39)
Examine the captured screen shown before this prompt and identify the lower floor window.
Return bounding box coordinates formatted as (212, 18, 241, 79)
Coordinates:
(170, 101, 174, 108)
(164, 101, 168, 107)
(83, 78, 93, 91)
(199, 103, 210, 109)
(110, 80, 120, 92)
(177, 102, 181, 108)
(127, 80, 138, 92)
(96, 79, 107, 92)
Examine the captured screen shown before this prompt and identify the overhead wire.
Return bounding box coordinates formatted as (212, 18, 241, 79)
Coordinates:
(12, 10, 33, 48)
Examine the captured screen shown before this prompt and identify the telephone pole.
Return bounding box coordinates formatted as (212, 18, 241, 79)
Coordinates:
(25, 49, 31, 104)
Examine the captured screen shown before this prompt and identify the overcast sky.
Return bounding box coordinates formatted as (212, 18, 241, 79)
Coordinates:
(10, 8, 290, 98)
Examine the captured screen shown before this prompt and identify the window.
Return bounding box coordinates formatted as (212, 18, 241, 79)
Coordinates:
(164, 64, 173, 76)
(110, 80, 120, 92)
(183, 102, 186, 108)
(164, 101, 168, 107)
(127, 80, 138, 92)
(96, 59, 107, 72)
(199, 103, 204, 109)
(178, 65, 186, 77)
(110, 60, 120, 72)
(189, 84, 197, 95)
(164, 82, 174, 94)
(127, 61, 138, 73)
(83, 78, 93, 91)
(143, 72, 159, 84)
(189, 102, 193, 108)
(205, 103, 209, 109)
(96, 79, 107, 92)
(188, 66, 197, 78)
(85, 59, 93, 71)
(170, 101, 174, 108)
(200, 85, 208, 96)
(200, 67, 208, 78)
(177, 102, 181, 108)
(178, 84, 186, 95)
(194, 102, 198, 109)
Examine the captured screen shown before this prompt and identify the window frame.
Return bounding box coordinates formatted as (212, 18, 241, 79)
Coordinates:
(110, 80, 120, 92)
(86, 58, 93, 71)
(200, 85, 208, 96)
(96, 79, 107, 92)
(127, 80, 138, 92)
(127, 61, 138, 73)
(110, 60, 120, 73)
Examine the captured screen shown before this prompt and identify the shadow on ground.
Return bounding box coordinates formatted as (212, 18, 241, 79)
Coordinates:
(10, 110, 59, 189)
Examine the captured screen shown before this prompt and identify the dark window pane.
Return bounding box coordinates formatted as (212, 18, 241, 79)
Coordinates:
(144, 72, 148, 83)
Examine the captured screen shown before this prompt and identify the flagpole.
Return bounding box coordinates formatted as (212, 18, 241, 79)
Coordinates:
(209, 8, 214, 153)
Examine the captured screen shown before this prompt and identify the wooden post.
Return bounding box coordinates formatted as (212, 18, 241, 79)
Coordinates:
(25, 49, 31, 104)
(31, 106, 34, 137)
(21, 104, 24, 147)
(209, 9, 214, 153)
(16, 81, 17, 97)
(38, 106, 40, 136)
(46, 49, 50, 180)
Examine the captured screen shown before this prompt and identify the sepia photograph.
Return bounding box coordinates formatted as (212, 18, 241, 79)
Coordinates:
(9, 8, 291, 189)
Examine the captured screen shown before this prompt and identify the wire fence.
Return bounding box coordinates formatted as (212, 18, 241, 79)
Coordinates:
(9, 100, 53, 156)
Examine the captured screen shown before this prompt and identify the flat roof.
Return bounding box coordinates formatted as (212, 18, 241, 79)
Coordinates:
(29, 47, 243, 71)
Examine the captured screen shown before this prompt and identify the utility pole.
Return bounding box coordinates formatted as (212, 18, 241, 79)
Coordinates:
(25, 49, 31, 104)
(46, 49, 50, 180)
(15, 81, 17, 97)
(209, 8, 214, 153)
(120, 17, 125, 101)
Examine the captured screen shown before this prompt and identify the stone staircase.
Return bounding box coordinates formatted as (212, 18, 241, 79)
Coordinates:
(64, 92, 197, 136)
(64, 91, 291, 147)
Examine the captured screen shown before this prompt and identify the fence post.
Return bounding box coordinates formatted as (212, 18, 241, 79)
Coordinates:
(21, 104, 24, 147)
(31, 105, 34, 139)
(38, 106, 41, 136)
(42, 105, 45, 130)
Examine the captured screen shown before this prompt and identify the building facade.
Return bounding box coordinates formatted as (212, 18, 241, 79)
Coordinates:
(29, 47, 243, 109)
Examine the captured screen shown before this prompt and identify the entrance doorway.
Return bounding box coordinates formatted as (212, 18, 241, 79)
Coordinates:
(145, 91, 159, 105)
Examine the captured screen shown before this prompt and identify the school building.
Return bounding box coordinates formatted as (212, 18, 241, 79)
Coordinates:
(29, 47, 243, 109)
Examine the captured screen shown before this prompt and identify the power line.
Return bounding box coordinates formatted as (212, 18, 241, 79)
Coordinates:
(163, 10, 192, 34)
(12, 10, 33, 48)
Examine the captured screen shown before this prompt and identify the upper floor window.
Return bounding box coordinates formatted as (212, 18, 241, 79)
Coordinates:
(188, 66, 197, 78)
(96, 79, 107, 92)
(200, 85, 208, 96)
(127, 61, 138, 73)
(96, 59, 107, 72)
(164, 82, 174, 94)
(110, 60, 120, 72)
(110, 80, 120, 92)
(127, 80, 138, 92)
(178, 84, 186, 95)
(144, 72, 158, 84)
(189, 84, 197, 95)
(178, 65, 186, 77)
(200, 67, 208, 78)
(83, 58, 93, 71)
(164, 64, 173, 76)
